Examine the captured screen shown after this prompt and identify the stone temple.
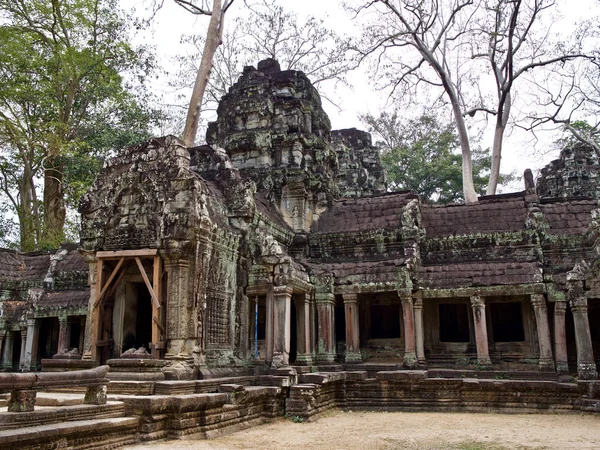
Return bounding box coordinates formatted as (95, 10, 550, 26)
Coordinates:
(0, 59, 599, 447)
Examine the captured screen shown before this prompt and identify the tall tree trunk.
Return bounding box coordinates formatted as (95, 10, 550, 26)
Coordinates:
(18, 167, 38, 252)
(41, 155, 66, 249)
(486, 92, 511, 195)
(182, 0, 224, 147)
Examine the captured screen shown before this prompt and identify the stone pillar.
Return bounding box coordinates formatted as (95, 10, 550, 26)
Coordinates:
(413, 298, 426, 368)
(530, 294, 555, 371)
(295, 294, 313, 365)
(400, 294, 417, 368)
(309, 295, 317, 359)
(81, 251, 98, 361)
(1, 331, 14, 370)
(19, 328, 27, 371)
(272, 286, 293, 367)
(553, 301, 569, 374)
(265, 288, 274, 365)
(0, 330, 5, 368)
(163, 257, 193, 360)
(343, 293, 362, 363)
(470, 296, 492, 368)
(570, 294, 598, 379)
(22, 318, 40, 372)
(315, 293, 335, 363)
(57, 314, 69, 354)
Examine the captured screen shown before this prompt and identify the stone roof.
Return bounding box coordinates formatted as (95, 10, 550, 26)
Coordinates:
(311, 192, 418, 233)
(540, 199, 597, 235)
(37, 289, 90, 311)
(0, 250, 51, 281)
(255, 191, 294, 233)
(306, 258, 406, 286)
(422, 193, 528, 238)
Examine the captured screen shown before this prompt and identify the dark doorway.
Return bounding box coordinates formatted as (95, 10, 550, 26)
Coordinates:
(12, 332, 21, 371)
(37, 317, 60, 363)
(370, 303, 400, 339)
(290, 300, 297, 363)
(122, 283, 152, 352)
(69, 319, 81, 350)
(490, 302, 525, 342)
(335, 304, 345, 342)
(439, 303, 470, 342)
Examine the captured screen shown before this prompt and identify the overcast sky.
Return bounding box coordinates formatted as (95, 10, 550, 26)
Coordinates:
(133, 0, 600, 190)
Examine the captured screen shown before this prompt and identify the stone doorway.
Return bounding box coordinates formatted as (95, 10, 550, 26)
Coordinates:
(119, 282, 153, 354)
(11, 331, 22, 371)
(37, 317, 59, 364)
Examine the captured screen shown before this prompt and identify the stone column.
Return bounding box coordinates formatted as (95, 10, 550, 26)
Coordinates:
(163, 257, 193, 360)
(570, 294, 598, 379)
(470, 296, 492, 368)
(315, 293, 336, 363)
(413, 298, 426, 368)
(0, 330, 5, 368)
(272, 286, 293, 367)
(265, 288, 274, 365)
(57, 314, 69, 354)
(343, 293, 362, 363)
(81, 252, 98, 361)
(309, 295, 317, 359)
(1, 331, 14, 370)
(22, 318, 40, 372)
(400, 294, 416, 368)
(530, 294, 555, 371)
(19, 328, 27, 371)
(553, 301, 569, 374)
(295, 294, 313, 365)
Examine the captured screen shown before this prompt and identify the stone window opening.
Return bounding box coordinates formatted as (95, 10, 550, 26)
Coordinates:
(438, 303, 470, 343)
(489, 302, 525, 342)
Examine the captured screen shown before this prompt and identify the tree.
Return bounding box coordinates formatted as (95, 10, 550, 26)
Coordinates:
(352, 0, 590, 202)
(362, 112, 514, 203)
(0, 0, 156, 250)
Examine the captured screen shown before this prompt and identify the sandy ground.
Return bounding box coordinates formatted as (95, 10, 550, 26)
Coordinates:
(124, 410, 600, 450)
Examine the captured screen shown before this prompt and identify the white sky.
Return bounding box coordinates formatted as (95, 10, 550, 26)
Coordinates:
(131, 0, 600, 191)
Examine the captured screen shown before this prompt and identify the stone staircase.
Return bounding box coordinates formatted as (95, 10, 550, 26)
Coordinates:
(0, 397, 139, 450)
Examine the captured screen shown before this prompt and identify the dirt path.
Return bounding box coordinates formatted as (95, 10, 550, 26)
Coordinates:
(125, 410, 600, 450)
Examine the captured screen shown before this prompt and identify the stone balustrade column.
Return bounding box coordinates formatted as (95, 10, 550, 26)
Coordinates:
(1, 331, 14, 370)
(22, 318, 40, 372)
(343, 293, 362, 363)
(272, 286, 293, 367)
(400, 294, 416, 368)
(413, 298, 426, 368)
(553, 301, 569, 374)
(19, 328, 27, 371)
(530, 294, 555, 371)
(570, 294, 598, 379)
(315, 293, 335, 363)
(294, 294, 313, 365)
(470, 296, 492, 368)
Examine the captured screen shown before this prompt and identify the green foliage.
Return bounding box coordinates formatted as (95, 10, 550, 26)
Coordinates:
(361, 112, 515, 203)
(0, 0, 158, 249)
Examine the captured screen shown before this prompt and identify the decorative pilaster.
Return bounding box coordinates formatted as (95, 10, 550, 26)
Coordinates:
(570, 294, 598, 379)
(272, 286, 293, 367)
(413, 298, 426, 368)
(343, 293, 362, 363)
(553, 301, 569, 374)
(400, 294, 416, 368)
(315, 293, 335, 363)
(530, 294, 555, 371)
(294, 294, 313, 365)
(22, 318, 40, 372)
(163, 257, 193, 359)
(470, 296, 492, 368)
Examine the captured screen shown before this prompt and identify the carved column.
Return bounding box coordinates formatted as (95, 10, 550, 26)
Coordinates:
(309, 294, 317, 359)
(315, 293, 335, 363)
(470, 296, 492, 368)
(19, 328, 27, 371)
(1, 331, 14, 370)
(413, 298, 426, 368)
(530, 294, 555, 371)
(343, 293, 362, 363)
(265, 287, 274, 364)
(163, 257, 193, 359)
(272, 286, 293, 367)
(570, 294, 598, 379)
(57, 314, 69, 354)
(400, 294, 416, 368)
(81, 252, 98, 361)
(553, 301, 569, 374)
(295, 294, 313, 365)
(22, 318, 40, 372)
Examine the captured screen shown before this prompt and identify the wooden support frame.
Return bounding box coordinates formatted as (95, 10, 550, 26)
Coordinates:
(92, 249, 165, 360)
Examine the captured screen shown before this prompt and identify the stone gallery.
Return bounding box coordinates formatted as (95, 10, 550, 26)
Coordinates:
(0, 59, 599, 448)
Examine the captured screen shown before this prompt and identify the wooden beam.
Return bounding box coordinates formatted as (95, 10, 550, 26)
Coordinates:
(151, 256, 163, 359)
(96, 249, 158, 259)
(152, 316, 165, 334)
(93, 257, 124, 309)
(135, 257, 160, 309)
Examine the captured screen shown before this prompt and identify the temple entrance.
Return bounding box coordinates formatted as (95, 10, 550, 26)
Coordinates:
(120, 282, 153, 353)
(37, 317, 60, 364)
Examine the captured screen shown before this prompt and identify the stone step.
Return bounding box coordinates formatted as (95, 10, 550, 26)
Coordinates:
(0, 401, 126, 431)
(0, 416, 139, 450)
